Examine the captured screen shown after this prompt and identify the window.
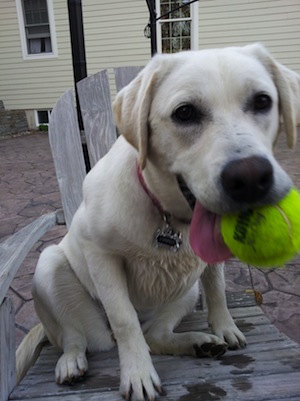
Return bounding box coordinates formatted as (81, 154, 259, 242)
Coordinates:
(35, 109, 51, 126)
(22, 0, 52, 54)
(16, 0, 57, 59)
(156, 0, 198, 53)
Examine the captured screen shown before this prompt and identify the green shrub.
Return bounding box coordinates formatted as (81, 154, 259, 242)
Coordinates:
(38, 124, 49, 132)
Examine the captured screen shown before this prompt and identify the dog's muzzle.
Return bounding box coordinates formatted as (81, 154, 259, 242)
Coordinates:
(221, 156, 274, 203)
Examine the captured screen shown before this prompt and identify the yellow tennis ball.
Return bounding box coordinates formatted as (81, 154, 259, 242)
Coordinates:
(221, 188, 300, 267)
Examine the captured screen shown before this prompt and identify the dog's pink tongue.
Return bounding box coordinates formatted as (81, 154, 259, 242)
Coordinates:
(189, 201, 232, 263)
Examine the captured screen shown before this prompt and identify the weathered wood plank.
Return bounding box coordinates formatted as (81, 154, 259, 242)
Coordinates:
(0, 298, 16, 401)
(10, 305, 300, 401)
(9, 392, 300, 401)
(162, 372, 300, 400)
(77, 70, 117, 168)
(13, 343, 300, 389)
(0, 212, 57, 304)
(197, 290, 257, 311)
(10, 382, 300, 401)
(49, 89, 86, 229)
(114, 66, 143, 92)
(10, 368, 300, 400)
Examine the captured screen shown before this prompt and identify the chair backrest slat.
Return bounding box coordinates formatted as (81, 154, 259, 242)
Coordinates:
(48, 89, 86, 229)
(49, 67, 144, 228)
(114, 66, 143, 93)
(77, 70, 117, 168)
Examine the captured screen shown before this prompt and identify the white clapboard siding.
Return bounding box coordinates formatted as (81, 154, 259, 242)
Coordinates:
(82, 1, 150, 72)
(0, 0, 74, 110)
(82, 1, 150, 99)
(198, 0, 300, 72)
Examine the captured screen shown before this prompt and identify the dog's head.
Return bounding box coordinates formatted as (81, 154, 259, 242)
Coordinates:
(113, 44, 300, 215)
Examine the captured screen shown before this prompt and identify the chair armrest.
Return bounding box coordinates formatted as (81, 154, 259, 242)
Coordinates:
(0, 297, 16, 401)
(0, 211, 60, 305)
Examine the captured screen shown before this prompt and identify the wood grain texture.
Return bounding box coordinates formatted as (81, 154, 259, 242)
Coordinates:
(0, 298, 16, 401)
(114, 66, 143, 92)
(49, 90, 86, 229)
(10, 300, 300, 401)
(77, 71, 117, 168)
(0, 212, 57, 304)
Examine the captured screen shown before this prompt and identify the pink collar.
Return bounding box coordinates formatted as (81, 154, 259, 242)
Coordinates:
(136, 163, 187, 252)
(136, 163, 168, 219)
(136, 163, 190, 225)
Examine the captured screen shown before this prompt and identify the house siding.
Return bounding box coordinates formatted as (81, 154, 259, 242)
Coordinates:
(0, 0, 299, 113)
(0, 0, 74, 111)
(82, 0, 150, 95)
(198, 0, 300, 72)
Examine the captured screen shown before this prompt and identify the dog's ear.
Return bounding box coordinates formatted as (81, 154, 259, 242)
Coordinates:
(113, 62, 160, 169)
(244, 43, 300, 149)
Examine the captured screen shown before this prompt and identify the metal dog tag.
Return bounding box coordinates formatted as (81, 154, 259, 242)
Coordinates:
(154, 215, 182, 252)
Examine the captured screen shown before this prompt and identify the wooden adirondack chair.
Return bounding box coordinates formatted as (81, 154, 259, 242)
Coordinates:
(1, 68, 300, 401)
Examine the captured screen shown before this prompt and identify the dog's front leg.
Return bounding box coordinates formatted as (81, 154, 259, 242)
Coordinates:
(85, 249, 163, 401)
(201, 263, 246, 349)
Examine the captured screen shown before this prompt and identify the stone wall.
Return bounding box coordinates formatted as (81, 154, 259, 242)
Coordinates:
(0, 101, 29, 138)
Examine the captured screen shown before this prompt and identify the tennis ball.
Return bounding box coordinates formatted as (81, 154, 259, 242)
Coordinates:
(221, 188, 300, 267)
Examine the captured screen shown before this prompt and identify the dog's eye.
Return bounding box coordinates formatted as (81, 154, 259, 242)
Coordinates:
(172, 104, 199, 124)
(252, 93, 272, 113)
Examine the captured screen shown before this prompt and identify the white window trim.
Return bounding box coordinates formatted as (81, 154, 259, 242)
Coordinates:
(16, 0, 58, 60)
(156, 0, 198, 53)
(35, 109, 51, 127)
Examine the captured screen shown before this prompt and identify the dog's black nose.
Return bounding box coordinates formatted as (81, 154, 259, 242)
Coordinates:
(221, 156, 273, 203)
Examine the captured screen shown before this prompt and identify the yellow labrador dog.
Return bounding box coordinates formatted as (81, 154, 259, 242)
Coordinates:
(17, 44, 300, 401)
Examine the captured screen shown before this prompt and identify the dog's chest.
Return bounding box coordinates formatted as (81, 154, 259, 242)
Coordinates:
(124, 247, 204, 309)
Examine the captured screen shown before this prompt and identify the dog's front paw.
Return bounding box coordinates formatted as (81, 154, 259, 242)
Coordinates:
(55, 351, 88, 384)
(215, 324, 246, 350)
(119, 357, 163, 401)
(209, 313, 247, 350)
(193, 341, 227, 358)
